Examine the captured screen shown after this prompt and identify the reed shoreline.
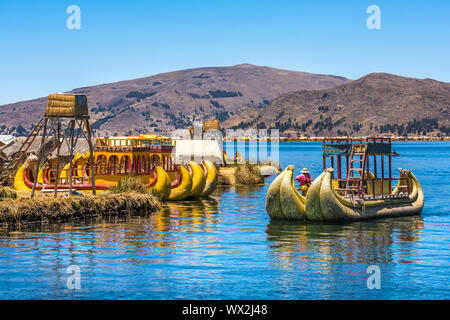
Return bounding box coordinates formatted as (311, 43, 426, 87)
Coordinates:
(0, 192, 161, 226)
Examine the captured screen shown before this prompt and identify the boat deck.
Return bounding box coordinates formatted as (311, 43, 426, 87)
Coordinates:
(342, 192, 411, 202)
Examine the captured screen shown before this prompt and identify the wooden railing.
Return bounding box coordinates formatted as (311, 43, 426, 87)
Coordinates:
(95, 137, 174, 150)
(46, 168, 89, 185)
(333, 177, 411, 199)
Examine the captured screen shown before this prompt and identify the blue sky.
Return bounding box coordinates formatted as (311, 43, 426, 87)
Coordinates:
(0, 0, 449, 105)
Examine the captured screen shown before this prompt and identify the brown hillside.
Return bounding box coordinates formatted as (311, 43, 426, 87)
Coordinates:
(223, 73, 450, 137)
(0, 64, 348, 137)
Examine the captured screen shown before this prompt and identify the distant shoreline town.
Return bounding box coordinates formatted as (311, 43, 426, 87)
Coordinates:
(221, 135, 450, 142)
(275, 136, 450, 142)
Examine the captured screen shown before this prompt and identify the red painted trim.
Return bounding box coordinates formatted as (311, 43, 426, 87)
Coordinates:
(144, 167, 158, 187)
(43, 169, 50, 184)
(171, 165, 182, 188)
(202, 160, 208, 178)
(82, 164, 89, 179)
(23, 168, 111, 191)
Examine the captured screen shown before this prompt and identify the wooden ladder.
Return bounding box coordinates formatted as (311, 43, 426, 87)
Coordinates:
(345, 143, 368, 198)
(0, 115, 45, 186)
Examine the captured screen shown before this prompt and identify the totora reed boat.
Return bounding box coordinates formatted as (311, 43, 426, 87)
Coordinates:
(14, 136, 218, 201)
(266, 137, 424, 221)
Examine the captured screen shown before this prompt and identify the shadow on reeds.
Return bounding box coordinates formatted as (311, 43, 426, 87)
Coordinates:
(0, 187, 18, 200)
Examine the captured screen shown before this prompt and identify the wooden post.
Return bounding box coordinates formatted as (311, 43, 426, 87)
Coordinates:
(31, 118, 48, 199)
(323, 155, 326, 170)
(388, 155, 392, 195)
(68, 120, 75, 195)
(54, 118, 61, 198)
(372, 178, 375, 199)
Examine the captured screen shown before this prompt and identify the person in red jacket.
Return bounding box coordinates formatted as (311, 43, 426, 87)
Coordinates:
(295, 168, 313, 195)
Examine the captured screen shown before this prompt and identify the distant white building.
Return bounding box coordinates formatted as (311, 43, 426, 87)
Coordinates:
(174, 140, 224, 165)
(0, 135, 16, 148)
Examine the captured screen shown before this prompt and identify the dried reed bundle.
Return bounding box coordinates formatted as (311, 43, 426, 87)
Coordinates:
(0, 187, 18, 200)
(203, 119, 221, 131)
(46, 94, 88, 117)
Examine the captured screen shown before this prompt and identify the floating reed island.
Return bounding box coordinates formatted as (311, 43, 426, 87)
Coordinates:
(0, 187, 161, 225)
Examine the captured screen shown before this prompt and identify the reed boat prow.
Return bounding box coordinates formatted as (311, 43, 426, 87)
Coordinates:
(266, 165, 306, 220)
(199, 160, 219, 197)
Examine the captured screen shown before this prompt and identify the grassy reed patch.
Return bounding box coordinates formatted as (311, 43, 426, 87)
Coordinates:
(109, 175, 148, 194)
(235, 163, 264, 185)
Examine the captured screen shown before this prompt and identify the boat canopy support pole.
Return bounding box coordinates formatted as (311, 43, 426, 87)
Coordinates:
(346, 155, 349, 179)
(331, 156, 334, 178)
(373, 155, 377, 178)
(389, 155, 392, 195)
(337, 155, 341, 179)
(84, 118, 96, 196)
(381, 154, 384, 195)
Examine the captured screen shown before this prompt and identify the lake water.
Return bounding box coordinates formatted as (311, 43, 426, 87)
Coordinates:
(0, 142, 449, 299)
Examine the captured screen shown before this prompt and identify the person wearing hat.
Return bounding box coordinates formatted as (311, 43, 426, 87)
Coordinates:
(295, 168, 313, 195)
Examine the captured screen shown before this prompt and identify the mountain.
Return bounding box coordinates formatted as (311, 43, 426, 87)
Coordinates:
(223, 73, 450, 137)
(0, 64, 349, 137)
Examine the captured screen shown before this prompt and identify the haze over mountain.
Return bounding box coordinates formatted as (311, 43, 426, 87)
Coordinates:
(223, 73, 450, 137)
(0, 64, 348, 137)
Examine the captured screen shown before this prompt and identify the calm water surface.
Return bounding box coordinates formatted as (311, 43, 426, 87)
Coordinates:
(0, 142, 449, 299)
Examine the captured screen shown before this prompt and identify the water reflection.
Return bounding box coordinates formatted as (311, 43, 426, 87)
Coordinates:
(215, 185, 266, 196)
(0, 198, 221, 260)
(265, 216, 424, 268)
(155, 198, 220, 234)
